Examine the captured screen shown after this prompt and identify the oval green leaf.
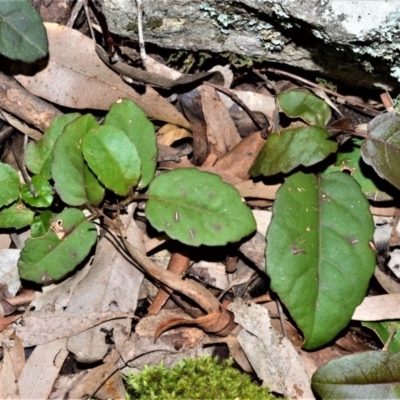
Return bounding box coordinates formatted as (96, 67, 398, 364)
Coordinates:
(105, 99, 157, 189)
(20, 175, 53, 208)
(82, 125, 141, 196)
(18, 208, 97, 283)
(146, 168, 256, 246)
(0, 201, 35, 229)
(25, 113, 80, 180)
(362, 112, 400, 191)
(266, 171, 375, 349)
(51, 114, 105, 206)
(0, 0, 48, 62)
(250, 125, 337, 177)
(0, 162, 20, 207)
(278, 90, 331, 127)
(312, 351, 400, 399)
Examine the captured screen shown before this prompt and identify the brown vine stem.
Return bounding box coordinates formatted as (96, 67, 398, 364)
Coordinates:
(117, 218, 221, 314)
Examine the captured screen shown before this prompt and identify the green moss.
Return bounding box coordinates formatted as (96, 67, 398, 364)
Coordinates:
(147, 18, 163, 30)
(124, 355, 278, 400)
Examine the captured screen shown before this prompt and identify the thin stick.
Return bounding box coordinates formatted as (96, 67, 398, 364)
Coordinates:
(276, 298, 288, 338)
(136, 0, 147, 68)
(256, 68, 381, 116)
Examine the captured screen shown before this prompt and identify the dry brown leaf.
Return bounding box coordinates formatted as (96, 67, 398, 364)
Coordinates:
(115, 310, 210, 370)
(67, 349, 124, 399)
(15, 311, 135, 347)
(0, 234, 11, 250)
(66, 209, 144, 363)
(0, 340, 20, 399)
(352, 294, 400, 321)
(9, 332, 25, 380)
(234, 180, 280, 200)
(219, 90, 276, 121)
(201, 84, 241, 157)
(157, 123, 192, 146)
(252, 210, 273, 236)
(189, 261, 229, 290)
(0, 315, 21, 332)
(14, 23, 190, 128)
(374, 266, 400, 294)
(228, 299, 314, 399)
(214, 131, 265, 180)
(18, 338, 68, 400)
(238, 231, 266, 271)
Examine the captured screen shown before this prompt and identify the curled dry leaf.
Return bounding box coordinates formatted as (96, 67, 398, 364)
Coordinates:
(154, 305, 236, 340)
(14, 23, 190, 128)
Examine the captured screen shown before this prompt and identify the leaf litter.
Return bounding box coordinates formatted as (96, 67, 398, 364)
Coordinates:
(1, 4, 400, 400)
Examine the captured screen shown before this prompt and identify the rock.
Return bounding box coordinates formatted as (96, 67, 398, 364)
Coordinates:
(98, 0, 400, 90)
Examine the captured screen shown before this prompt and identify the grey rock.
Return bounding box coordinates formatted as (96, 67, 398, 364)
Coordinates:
(98, 0, 400, 89)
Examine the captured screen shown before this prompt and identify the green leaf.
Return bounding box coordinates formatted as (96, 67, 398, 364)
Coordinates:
(20, 175, 53, 208)
(324, 138, 396, 201)
(266, 171, 375, 349)
(312, 351, 400, 399)
(0, 163, 20, 207)
(82, 125, 141, 196)
(146, 168, 256, 246)
(0, 201, 35, 229)
(30, 210, 53, 238)
(18, 208, 97, 283)
(278, 90, 331, 127)
(25, 113, 80, 180)
(51, 114, 105, 206)
(250, 125, 337, 177)
(105, 99, 157, 189)
(0, 0, 48, 62)
(363, 321, 400, 353)
(362, 112, 400, 191)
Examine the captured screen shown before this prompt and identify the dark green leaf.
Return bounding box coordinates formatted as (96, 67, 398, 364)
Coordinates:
(0, 0, 48, 62)
(362, 112, 400, 190)
(278, 90, 331, 127)
(18, 208, 97, 283)
(324, 138, 395, 201)
(267, 171, 375, 349)
(82, 125, 141, 195)
(0, 201, 34, 229)
(105, 99, 157, 189)
(51, 114, 105, 206)
(312, 351, 400, 399)
(250, 125, 337, 177)
(20, 175, 53, 208)
(0, 162, 20, 207)
(30, 210, 53, 238)
(25, 113, 80, 180)
(146, 168, 256, 246)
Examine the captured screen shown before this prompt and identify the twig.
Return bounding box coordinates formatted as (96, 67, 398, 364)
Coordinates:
(204, 81, 266, 131)
(257, 68, 381, 116)
(136, 0, 147, 68)
(276, 297, 288, 338)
